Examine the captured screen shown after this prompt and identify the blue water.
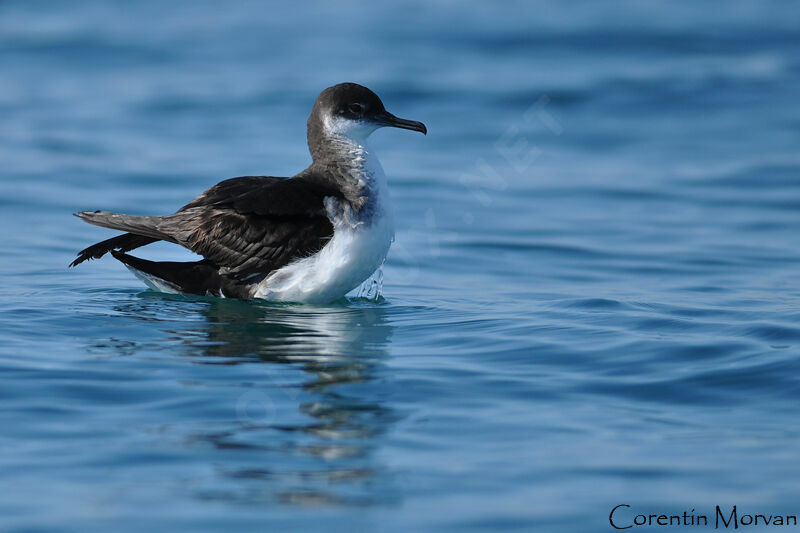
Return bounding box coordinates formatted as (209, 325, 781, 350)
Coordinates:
(2, 1, 800, 531)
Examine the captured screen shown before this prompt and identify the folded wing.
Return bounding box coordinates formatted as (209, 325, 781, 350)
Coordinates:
(73, 175, 342, 279)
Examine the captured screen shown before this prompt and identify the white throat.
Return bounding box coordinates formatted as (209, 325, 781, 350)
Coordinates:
(323, 115, 380, 145)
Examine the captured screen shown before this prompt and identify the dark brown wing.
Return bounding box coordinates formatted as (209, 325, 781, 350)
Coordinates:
(162, 175, 342, 278)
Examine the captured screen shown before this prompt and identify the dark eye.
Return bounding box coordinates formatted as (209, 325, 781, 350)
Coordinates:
(348, 103, 365, 116)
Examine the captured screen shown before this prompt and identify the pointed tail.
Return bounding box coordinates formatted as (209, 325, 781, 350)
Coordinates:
(74, 211, 176, 242)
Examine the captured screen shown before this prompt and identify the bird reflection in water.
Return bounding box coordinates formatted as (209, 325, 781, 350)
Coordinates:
(113, 293, 397, 506)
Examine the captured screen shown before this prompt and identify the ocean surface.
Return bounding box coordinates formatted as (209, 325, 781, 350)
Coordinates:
(2, 1, 800, 531)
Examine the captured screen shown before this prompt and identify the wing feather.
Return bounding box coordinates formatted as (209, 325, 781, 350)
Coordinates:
(162, 175, 340, 277)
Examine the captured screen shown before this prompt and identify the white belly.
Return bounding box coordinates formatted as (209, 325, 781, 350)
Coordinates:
(253, 200, 394, 303)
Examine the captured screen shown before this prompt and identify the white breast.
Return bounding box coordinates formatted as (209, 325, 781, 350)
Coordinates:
(252, 143, 395, 303)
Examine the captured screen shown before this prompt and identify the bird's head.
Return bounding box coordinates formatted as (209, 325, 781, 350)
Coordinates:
(308, 83, 426, 150)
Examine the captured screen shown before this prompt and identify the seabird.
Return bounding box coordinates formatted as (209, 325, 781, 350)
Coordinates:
(70, 82, 426, 303)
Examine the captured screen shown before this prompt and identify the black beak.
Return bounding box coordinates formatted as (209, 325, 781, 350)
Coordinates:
(374, 111, 427, 135)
